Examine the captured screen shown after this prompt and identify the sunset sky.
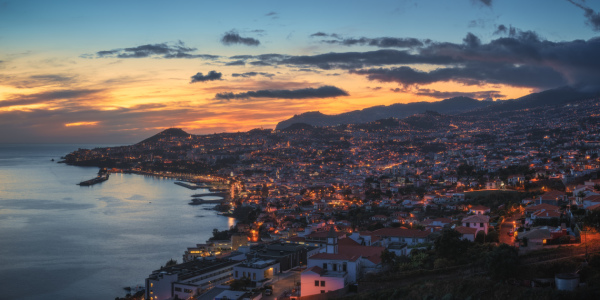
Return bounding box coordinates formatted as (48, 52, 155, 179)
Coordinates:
(1, 0, 600, 143)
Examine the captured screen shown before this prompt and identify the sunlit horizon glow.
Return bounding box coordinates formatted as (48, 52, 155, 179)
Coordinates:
(1, 0, 599, 143)
(65, 121, 99, 127)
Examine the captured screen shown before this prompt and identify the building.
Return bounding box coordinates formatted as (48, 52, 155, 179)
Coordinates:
(461, 214, 489, 235)
(254, 242, 318, 271)
(145, 259, 240, 300)
(301, 265, 347, 297)
(454, 226, 477, 242)
(233, 259, 280, 288)
(301, 227, 384, 297)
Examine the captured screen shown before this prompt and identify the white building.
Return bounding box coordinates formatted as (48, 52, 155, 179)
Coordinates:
(145, 259, 240, 300)
(461, 215, 490, 235)
(301, 227, 384, 298)
(301, 265, 347, 296)
(233, 259, 280, 288)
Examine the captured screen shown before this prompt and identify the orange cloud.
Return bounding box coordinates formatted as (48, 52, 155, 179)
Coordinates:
(65, 121, 99, 127)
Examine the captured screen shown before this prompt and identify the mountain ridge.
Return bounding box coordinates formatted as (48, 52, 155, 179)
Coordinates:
(276, 86, 599, 130)
(275, 96, 490, 130)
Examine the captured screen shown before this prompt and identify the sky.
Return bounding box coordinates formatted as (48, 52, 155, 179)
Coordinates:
(1, 0, 600, 143)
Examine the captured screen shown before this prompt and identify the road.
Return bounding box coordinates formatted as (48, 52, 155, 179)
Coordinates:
(499, 213, 521, 246)
(262, 268, 302, 300)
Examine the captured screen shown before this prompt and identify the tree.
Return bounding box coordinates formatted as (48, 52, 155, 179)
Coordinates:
(486, 230, 499, 243)
(434, 229, 472, 260)
(210, 228, 230, 241)
(584, 210, 600, 231)
(485, 244, 519, 280)
(230, 278, 252, 291)
(162, 258, 177, 269)
(381, 249, 398, 271)
(475, 231, 486, 243)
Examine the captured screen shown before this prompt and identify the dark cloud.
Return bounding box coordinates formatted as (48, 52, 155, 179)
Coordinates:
(277, 49, 456, 70)
(29, 74, 73, 82)
(190, 71, 223, 83)
(463, 32, 482, 48)
(318, 35, 424, 48)
(249, 61, 272, 66)
(232, 72, 275, 78)
(1, 89, 103, 108)
(94, 41, 218, 59)
(310, 32, 329, 37)
(215, 85, 348, 101)
(474, 0, 492, 7)
(248, 29, 599, 89)
(265, 11, 278, 18)
(566, 0, 600, 31)
(1, 74, 76, 89)
(494, 24, 517, 36)
(221, 31, 260, 46)
(413, 88, 505, 100)
(351, 62, 566, 89)
(230, 55, 254, 60)
(225, 60, 246, 66)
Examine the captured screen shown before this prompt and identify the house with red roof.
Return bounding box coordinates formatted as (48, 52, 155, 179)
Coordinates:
(461, 215, 490, 235)
(583, 195, 600, 209)
(302, 227, 385, 297)
(586, 203, 600, 212)
(524, 203, 560, 215)
(469, 205, 490, 215)
(454, 226, 477, 242)
(537, 191, 567, 205)
(531, 210, 561, 220)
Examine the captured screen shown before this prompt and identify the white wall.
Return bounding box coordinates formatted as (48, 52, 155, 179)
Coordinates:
(301, 271, 345, 297)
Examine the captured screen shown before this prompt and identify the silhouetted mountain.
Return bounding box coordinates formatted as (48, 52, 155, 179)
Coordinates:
(275, 96, 490, 130)
(137, 128, 190, 144)
(465, 86, 599, 115)
(281, 122, 315, 132)
(276, 87, 600, 129)
(403, 111, 452, 130)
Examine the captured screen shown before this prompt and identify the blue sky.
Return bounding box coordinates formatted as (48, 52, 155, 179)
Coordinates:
(1, 0, 599, 143)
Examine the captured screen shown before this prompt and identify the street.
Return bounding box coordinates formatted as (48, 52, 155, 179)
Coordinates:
(262, 269, 301, 300)
(499, 213, 521, 246)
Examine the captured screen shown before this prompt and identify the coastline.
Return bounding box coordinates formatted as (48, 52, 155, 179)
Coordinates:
(0, 144, 235, 300)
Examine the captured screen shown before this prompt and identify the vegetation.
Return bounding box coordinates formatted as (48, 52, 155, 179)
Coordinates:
(484, 244, 519, 280)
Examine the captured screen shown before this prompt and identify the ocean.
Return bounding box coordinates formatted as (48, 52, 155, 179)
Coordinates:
(0, 144, 234, 299)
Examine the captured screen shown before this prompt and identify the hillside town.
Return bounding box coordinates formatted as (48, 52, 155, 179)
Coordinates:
(65, 98, 600, 300)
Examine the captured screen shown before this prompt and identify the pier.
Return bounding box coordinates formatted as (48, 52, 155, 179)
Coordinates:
(77, 168, 110, 186)
(174, 181, 207, 190)
(188, 198, 223, 205)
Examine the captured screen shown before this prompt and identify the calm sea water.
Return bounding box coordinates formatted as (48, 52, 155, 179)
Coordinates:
(0, 144, 234, 300)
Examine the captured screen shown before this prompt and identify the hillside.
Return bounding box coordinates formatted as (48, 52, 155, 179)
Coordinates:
(275, 96, 490, 130)
(137, 128, 191, 145)
(276, 86, 600, 130)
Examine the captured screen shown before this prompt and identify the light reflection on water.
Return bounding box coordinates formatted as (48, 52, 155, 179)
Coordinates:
(0, 144, 234, 300)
